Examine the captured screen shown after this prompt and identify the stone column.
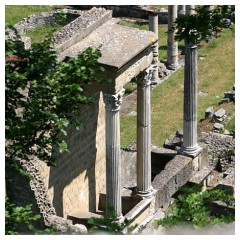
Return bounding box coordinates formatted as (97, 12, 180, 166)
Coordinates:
(167, 5, 178, 70)
(149, 12, 159, 85)
(180, 44, 201, 157)
(178, 5, 186, 17)
(103, 88, 125, 219)
(186, 5, 195, 15)
(183, 5, 195, 54)
(136, 68, 155, 198)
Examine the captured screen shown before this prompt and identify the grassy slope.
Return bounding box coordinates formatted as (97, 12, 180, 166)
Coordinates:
(5, 5, 53, 25)
(121, 29, 235, 147)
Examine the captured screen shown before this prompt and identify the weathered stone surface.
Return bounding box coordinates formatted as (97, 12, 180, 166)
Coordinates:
(59, 19, 157, 70)
(224, 91, 235, 101)
(221, 98, 230, 104)
(199, 132, 235, 168)
(189, 166, 214, 184)
(205, 106, 214, 119)
(163, 130, 183, 150)
(213, 123, 224, 130)
(152, 155, 193, 210)
(214, 108, 226, 119)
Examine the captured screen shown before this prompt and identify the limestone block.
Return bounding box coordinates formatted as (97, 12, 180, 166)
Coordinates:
(214, 108, 226, 119)
(205, 106, 214, 119)
(213, 123, 224, 131)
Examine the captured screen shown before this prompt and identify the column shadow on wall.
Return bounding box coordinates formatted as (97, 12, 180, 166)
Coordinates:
(49, 91, 101, 217)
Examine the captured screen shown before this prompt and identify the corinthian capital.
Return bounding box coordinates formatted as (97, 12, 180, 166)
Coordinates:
(137, 67, 153, 87)
(103, 88, 125, 112)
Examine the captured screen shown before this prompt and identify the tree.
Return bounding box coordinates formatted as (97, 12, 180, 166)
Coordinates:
(5, 29, 108, 233)
(173, 5, 234, 44)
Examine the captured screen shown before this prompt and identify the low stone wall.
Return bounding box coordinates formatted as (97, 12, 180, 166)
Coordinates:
(199, 132, 235, 171)
(152, 155, 193, 210)
(75, 5, 169, 24)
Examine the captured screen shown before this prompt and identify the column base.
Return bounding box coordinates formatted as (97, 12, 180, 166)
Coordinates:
(115, 214, 125, 223)
(167, 63, 179, 71)
(135, 186, 156, 199)
(179, 144, 202, 158)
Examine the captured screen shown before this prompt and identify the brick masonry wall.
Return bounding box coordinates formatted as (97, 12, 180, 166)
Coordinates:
(39, 89, 106, 218)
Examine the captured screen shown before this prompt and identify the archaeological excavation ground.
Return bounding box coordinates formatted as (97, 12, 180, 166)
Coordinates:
(5, 5, 235, 235)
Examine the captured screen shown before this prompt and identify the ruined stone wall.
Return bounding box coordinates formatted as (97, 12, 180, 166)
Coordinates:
(13, 10, 81, 35)
(39, 89, 106, 218)
(76, 5, 169, 23)
(199, 132, 235, 170)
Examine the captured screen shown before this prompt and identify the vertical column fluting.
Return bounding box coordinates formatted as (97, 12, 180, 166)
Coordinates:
(103, 88, 125, 219)
(167, 5, 178, 70)
(180, 44, 201, 157)
(149, 12, 159, 84)
(178, 5, 186, 17)
(136, 68, 154, 198)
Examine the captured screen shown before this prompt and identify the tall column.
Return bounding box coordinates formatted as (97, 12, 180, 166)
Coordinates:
(136, 68, 155, 198)
(103, 88, 125, 219)
(167, 5, 178, 70)
(183, 5, 195, 54)
(149, 12, 159, 85)
(180, 44, 201, 157)
(186, 5, 195, 15)
(178, 5, 186, 17)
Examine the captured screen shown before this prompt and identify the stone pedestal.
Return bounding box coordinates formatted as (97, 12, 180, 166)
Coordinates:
(180, 44, 201, 157)
(167, 5, 178, 70)
(149, 12, 159, 84)
(136, 68, 155, 198)
(103, 89, 125, 219)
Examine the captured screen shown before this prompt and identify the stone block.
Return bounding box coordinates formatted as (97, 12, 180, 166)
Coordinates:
(213, 123, 224, 131)
(214, 108, 226, 119)
(205, 106, 214, 119)
(221, 98, 230, 104)
(198, 143, 208, 169)
(224, 91, 235, 101)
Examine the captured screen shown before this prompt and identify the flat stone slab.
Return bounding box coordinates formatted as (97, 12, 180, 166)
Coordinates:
(59, 19, 157, 70)
(189, 166, 215, 184)
(213, 123, 224, 130)
(214, 108, 226, 118)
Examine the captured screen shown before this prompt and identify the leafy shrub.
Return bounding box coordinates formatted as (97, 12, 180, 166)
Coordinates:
(156, 184, 234, 230)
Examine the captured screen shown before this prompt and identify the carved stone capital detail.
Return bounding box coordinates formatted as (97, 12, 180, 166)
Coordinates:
(104, 88, 125, 112)
(137, 67, 153, 87)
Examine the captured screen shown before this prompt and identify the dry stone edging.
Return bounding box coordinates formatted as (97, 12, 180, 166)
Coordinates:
(19, 158, 87, 233)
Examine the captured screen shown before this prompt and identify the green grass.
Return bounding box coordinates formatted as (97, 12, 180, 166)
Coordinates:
(5, 5, 54, 26)
(5, 5, 66, 43)
(120, 29, 235, 147)
(24, 25, 62, 43)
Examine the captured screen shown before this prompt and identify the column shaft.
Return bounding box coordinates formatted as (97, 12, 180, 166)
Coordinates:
(167, 5, 178, 70)
(149, 13, 159, 84)
(137, 68, 154, 197)
(178, 5, 186, 17)
(180, 44, 201, 157)
(103, 89, 125, 218)
(186, 5, 195, 15)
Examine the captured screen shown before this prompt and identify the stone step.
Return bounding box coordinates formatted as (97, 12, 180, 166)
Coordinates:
(124, 196, 155, 227)
(67, 211, 104, 226)
(188, 166, 215, 185)
(98, 191, 141, 215)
